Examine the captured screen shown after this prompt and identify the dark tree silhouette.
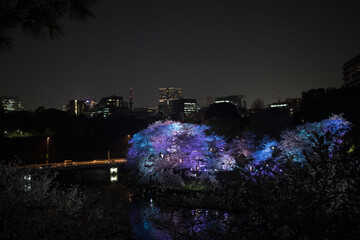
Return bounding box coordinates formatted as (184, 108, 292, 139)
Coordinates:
(205, 102, 240, 119)
(204, 103, 242, 136)
(0, 0, 96, 49)
(251, 98, 265, 110)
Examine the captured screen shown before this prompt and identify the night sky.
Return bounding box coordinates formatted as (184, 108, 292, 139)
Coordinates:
(1, 0, 360, 111)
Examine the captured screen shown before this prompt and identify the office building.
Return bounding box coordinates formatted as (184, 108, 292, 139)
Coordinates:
(343, 54, 360, 87)
(268, 102, 289, 109)
(286, 98, 302, 116)
(268, 98, 301, 116)
(0, 96, 23, 112)
(171, 98, 197, 121)
(158, 87, 182, 115)
(214, 95, 247, 117)
(135, 106, 157, 116)
(82, 98, 97, 117)
(159, 87, 182, 103)
(67, 99, 85, 116)
(97, 95, 128, 118)
(64, 97, 97, 117)
(214, 95, 247, 110)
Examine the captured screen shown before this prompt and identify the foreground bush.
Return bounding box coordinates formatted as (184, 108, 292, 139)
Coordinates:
(0, 162, 130, 240)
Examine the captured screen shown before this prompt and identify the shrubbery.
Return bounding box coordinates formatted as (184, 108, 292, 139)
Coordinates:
(0, 161, 130, 240)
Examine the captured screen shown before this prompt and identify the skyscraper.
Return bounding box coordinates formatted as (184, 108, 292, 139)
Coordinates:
(158, 87, 182, 115)
(0, 96, 23, 112)
(158, 87, 182, 103)
(66, 99, 85, 116)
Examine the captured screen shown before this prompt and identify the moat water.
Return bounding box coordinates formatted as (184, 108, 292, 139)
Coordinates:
(55, 167, 237, 239)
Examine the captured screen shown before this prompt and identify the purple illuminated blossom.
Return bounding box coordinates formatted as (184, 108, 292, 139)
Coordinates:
(127, 121, 235, 186)
(128, 115, 351, 182)
(229, 115, 351, 177)
(227, 136, 253, 160)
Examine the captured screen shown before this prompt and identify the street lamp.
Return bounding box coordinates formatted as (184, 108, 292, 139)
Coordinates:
(46, 137, 50, 164)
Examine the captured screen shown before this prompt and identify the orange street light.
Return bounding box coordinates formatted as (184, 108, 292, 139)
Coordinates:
(46, 137, 50, 164)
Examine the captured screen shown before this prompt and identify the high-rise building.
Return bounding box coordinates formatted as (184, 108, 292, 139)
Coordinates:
(268, 97, 301, 116)
(97, 95, 128, 118)
(84, 99, 96, 109)
(64, 97, 97, 117)
(0, 96, 23, 112)
(286, 98, 302, 116)
(159, 87, 182, 103)
(171, 98, 197, 121)
(214, 95, 247, 110)
(83, 99, 97, 117)
(65, 99, 85, 116)
(343, 54, 360, 87)
(158, 87, 182, 115)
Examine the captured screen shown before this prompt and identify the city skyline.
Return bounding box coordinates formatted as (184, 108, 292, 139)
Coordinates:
(1, 0, 360, 110)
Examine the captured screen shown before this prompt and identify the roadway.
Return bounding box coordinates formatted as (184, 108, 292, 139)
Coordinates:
(21, 158, 127, 170)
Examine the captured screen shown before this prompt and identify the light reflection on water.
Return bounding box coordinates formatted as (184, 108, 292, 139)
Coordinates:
(129, 198, 234, 240)
(130, 200, 172, 240)
(56, 168, 237, 239)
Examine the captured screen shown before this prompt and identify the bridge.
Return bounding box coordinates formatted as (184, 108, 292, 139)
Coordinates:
(21, 158, 127, 171)
(19, 158, 128, 184)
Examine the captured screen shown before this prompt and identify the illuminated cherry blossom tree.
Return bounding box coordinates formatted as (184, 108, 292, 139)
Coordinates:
(279, 114, 351, 162)
(228, 114, 351, 177)
(127, 121, 235, 186)
(128, 115, 351, 186)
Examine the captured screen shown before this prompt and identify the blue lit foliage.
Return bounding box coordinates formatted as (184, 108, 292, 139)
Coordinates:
(128, 115, 351, 183)
(233, 135, 279, 177)
(229, 115, 351, 176)
(127, 121, 235, 186)
(251, 138, 278, 165)
(279, 114, 351, 162)
(245, 138, 279, 177)
(228, 133, 279, 174)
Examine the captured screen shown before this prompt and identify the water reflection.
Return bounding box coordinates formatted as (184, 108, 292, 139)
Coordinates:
(56, 169, 240, 239)
(130, 198, 235, 240)
(130, 200, 172, 240)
